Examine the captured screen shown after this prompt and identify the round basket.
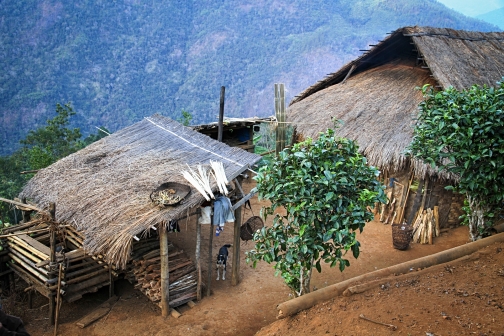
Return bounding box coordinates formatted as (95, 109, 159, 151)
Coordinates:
(240, 216, 264, 241)
(150, 182, 191, 207)
(392, 224, 413, 250)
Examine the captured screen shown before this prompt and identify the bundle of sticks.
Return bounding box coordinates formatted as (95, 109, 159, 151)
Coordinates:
(129, 244, 197, 308)
(412, 206, 440, 244)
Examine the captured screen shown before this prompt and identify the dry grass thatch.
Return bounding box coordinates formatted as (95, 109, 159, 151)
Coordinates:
(20, 114, 261, 269)
(288, 26, 504, 180)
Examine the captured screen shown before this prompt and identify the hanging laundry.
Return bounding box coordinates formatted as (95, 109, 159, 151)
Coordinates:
(198, 206, 212, 224)
(213, 195, 235, 227)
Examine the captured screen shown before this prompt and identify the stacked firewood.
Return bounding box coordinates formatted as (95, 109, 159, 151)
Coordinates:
(412, 206, 440, 244)
(129, 243, 197, 308)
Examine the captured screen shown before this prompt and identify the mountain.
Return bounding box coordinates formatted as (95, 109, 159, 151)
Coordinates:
(0, 0, 500, 156)
(477, 7, 504, 29)
(436, 0, 504, 17)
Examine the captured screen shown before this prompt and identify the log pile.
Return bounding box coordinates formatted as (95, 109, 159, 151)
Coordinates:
(412, 206, 440, 244)
(127, 238, 198, 308)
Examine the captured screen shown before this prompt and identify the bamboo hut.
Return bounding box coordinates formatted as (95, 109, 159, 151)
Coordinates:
(8, 114, 261, 320)
(287, 26, 504, 232)
(192, 116, 275, 153)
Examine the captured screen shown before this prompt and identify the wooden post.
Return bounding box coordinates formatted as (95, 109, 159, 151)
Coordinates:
(196, 209, 202, 301)
(231, 205, 242, 286)
(207, 214, 214, 297)
(48, 202, 56, 325)
(53, 263, 63, 336)
(218, 86, 225, 143)
(407, 179, 425, 225)
(419, 178, 430, 212)
(21, 198, 30, 223)
(160, 226, 170, 317)
(279, 84, 286, 151)
(275, 83, 286, 155)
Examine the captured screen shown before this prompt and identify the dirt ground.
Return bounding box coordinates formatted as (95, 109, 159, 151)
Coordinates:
(4, 178, 488, 336)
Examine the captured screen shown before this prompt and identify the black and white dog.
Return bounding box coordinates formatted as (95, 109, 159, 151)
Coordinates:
(216, 244, 232, 281)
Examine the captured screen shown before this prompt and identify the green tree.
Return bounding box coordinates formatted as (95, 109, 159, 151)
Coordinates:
(246, 129, 386, 296)
(0, 102, 109, 222)
(177, 109, 193, 126)
(20, 102, 82, 169)
(407, 81, 504, 240)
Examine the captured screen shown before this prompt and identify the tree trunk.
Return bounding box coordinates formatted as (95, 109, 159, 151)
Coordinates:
(466, 194, 488, 241)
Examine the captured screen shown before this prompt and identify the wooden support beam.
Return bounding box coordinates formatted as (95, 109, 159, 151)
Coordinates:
(0, 197, 44, 213)
(48, 203, 56, 326)
(196, 210, 202, 301)
(21, 198, 31, 223)
(232, 204, 242, 286)
(53, 263, 63, 336)
(218, 86, 225, 143)
(160, 227, 170, 317)
(232, 189, 257, 211)
(207, 215, 214, 297)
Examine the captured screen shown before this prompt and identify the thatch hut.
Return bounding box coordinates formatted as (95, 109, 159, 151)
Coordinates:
(287, 26, 504, 232)
(10, 114, 261, 320)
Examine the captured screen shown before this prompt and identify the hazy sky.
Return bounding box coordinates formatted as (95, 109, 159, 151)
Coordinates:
(437, 0, 504, 16)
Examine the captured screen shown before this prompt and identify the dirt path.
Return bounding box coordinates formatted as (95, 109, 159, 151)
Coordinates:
(10, 179, 471, 336)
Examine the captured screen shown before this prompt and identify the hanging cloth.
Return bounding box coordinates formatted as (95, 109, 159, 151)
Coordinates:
(212, 195, 235, 226)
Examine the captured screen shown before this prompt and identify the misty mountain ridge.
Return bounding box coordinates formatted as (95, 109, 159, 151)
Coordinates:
(0, 0, 500, 156)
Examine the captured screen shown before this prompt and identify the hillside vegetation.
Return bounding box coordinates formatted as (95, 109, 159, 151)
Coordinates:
(0, 0, 499, 155)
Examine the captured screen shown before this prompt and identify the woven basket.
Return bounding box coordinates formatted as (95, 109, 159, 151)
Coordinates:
(240, 216, 264, 241)
(392, 224, 413, 250)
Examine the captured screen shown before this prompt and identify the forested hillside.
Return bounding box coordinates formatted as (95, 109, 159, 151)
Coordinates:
(0, 0, 499, 155)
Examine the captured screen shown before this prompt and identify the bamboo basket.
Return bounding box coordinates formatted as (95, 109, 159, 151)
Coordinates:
(240, 216, 264, 241)
(392, 223, 413, 250)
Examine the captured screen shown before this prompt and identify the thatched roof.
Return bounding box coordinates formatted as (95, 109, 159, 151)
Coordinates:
(20, 114, 261, 268)
(288, 26, 504, 179)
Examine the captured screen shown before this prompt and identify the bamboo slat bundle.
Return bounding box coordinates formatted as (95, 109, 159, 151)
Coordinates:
(412, 208, 439, 244)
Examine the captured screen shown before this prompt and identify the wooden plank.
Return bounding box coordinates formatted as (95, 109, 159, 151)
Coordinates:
(75, 296, 119, 328)
(8, 236, 49, 260)
(16, 234, 51, 256)
(63, 273, 110, 297)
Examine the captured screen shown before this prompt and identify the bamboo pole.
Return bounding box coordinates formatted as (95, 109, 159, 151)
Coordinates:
(7, 236, 48, 259)
(196, 210, 202, 301)
(8, 253, 49, 283)
(6, 242, 44, 266)
(53, 263, 63, 336)
(160, 226, 170, 317)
